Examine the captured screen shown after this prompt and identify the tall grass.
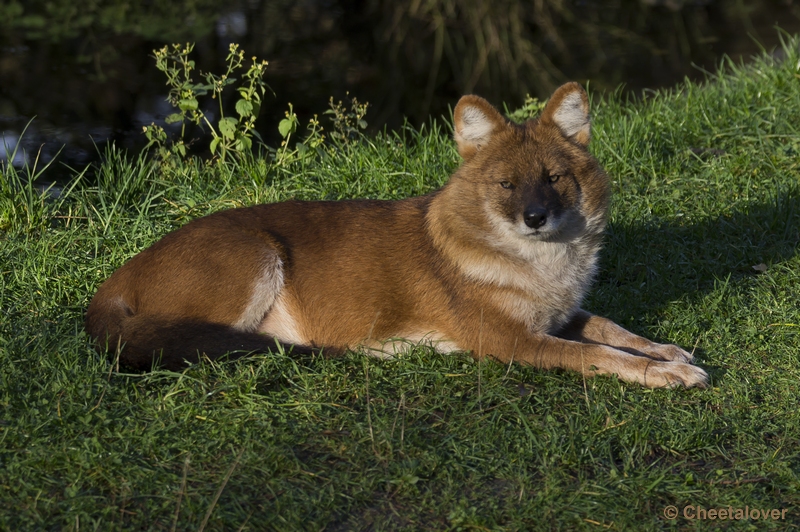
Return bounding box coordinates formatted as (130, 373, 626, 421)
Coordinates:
(1, 124, 85, 233)
(1, 37, 800, 530)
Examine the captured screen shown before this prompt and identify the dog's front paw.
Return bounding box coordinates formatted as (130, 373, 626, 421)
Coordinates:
(646, 361, 709, 389)
(642, 342, 694, 363)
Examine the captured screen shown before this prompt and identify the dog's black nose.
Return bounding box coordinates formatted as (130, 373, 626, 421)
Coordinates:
(523, 207, 548, 229)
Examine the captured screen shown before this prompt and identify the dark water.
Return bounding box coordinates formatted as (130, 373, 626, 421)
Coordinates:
(1, 0, 799, 184)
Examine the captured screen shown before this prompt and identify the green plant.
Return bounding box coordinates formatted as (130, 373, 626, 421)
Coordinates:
(325, 93, 369, 142)
(505, 94, 547, 123)
(272, 103, 327, 167)
(143, 43, 337, 169)
(143, 42, 268, 163)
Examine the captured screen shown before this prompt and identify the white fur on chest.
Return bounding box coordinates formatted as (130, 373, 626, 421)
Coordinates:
(459, 235, 599, 334)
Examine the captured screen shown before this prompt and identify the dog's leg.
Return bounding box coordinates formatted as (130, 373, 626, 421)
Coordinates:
(454, 310, 708, 388)
(86, 226, 312, 370)
(495, 333, 707, 388)
(556, 309, 694, 363)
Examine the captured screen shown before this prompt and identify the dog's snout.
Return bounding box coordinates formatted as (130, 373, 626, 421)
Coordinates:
(523, 206, 548, 229)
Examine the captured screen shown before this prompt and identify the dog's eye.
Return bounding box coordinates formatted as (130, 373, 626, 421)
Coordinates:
(500, 181, 514, 189)
(549, 174, 561, 183)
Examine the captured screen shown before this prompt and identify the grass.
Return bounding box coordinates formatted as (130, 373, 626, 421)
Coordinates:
(2, 35, 800, 531)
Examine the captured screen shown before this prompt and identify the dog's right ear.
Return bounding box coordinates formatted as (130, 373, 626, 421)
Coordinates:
(454, 95, 508, 161)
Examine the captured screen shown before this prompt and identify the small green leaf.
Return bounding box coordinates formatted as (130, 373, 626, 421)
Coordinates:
(178, 98, 198, 111)
(165, 113, 183, 124)
(210, 137, 220, 155)
(358, 119, 368, 129)
(236, 137, 253, 152)
(219, 117, 238, 140)
(278, 118, 296, 138)
(235, 99, 254, 118)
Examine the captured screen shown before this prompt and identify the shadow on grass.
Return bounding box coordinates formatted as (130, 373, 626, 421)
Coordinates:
(591, 184, 800, 325)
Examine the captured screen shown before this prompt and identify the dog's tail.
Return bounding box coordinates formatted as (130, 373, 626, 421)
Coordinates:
(85, 296, 318, 371)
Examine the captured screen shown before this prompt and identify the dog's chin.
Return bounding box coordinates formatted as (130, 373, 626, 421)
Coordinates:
(517, 221, 562, 241)
(522, 229, 549, 240)
(524, 230, 561, 242)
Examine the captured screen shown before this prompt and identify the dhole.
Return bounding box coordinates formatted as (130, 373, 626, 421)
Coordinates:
(86, 82, 708, 388)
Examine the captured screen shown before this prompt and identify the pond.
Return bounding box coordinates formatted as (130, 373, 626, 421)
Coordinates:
(1, 0, 799, 184)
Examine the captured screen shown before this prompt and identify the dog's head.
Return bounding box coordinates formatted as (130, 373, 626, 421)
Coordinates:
(451, 83, 610, 244)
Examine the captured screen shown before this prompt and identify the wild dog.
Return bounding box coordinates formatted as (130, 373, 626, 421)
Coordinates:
(86, 82, 708, 388)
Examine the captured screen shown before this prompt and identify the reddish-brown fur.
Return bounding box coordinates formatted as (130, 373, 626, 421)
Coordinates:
(86, 83, 708, 387)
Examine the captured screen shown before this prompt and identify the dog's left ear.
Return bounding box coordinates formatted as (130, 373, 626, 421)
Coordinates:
(540, 82, 591, 146)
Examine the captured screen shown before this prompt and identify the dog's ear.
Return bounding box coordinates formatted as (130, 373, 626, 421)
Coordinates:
(453, 95, 508, 160)
(539, 82, 591, 146)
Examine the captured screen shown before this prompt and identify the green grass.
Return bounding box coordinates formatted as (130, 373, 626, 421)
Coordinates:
(2, 35, 800, 530)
